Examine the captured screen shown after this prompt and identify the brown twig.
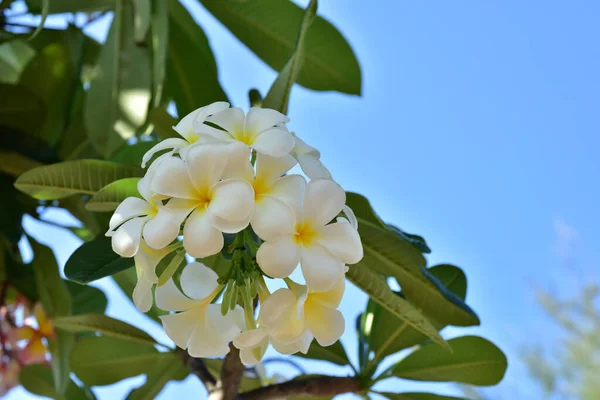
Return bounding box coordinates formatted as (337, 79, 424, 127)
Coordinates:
(238, 375, 362, 400)
(220, 344, 244, 400)
(179, 350, 218, 393)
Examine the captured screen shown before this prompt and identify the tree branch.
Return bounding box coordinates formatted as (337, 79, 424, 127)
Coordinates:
(238, 375, 361, 400)
(220, 344, 244, 400)
(180, 350, 217, 393)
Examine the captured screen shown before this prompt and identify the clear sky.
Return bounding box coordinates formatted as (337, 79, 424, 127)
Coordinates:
(7, 0, 600, 399)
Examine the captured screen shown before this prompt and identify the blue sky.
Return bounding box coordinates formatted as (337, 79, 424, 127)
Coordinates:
(7, 0, 600, 399)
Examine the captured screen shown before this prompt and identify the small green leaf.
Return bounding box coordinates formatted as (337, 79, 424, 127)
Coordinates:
(54, 313, 157, 345)
(26, 0, 115, 14)
(392, 336, 508, 386)
(71, 336, 161, 386)
(85, 177, 142, 212)
(64, 235, 133, 283)
(345, 265, 447, 350)
(379, 393, 467, 400)
(295, 339, 350, 366)
(166, 0, 228, 116)
(200, 0, 361, 94)
(66, 281, 108, 315)
(14, 159, 143, 200)
(84, 0, 152, 156)
(126, 353, 188, 399)
(262, 0, 317, 114)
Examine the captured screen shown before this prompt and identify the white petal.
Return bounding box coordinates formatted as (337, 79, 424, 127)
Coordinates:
(303, 179, 345, 227)
(155, 278, 198, 311)
(211, 212, 252, 234)
(165, 198, 198, 222)
(270, 174, 306, 216)
(185, 144, 229, 193)
(208, 179, 254, 222)
(256, 236, 300, 279)
(142, 207, 180, 249)
(258, 289, 296, 331)
(151, 156, 197, 199)
(134, 242, 167, 283)
(305, 305, 344, 346)
(187, 305, 242, 358)
(111, 217, 147, 257)
(222, 142, 254, 181)
(245, 107, 289, 134)
(239, 344, 267, 366)
(141, 138, 188, 168)
(316, 221, 363, 264)
(233, 327, 268, 349)
(293, 330, 314, 354)
(160, 308, 200, 349)
(183, 208, 224, 258)
(252, 127, 295, 157)
(206, 107, 245, 134)
(109, 197, 151, 231)
(190, 102, 230, 129)
(137, 176, 154, 202)
(342, 205, 358, 230)
(252, 196, 295, 241)
(300, 244, 345, 292)
(297, 153, 332, 180)
(132, 275, 153, 313)
(291, 132, 319, 157)
(255, 153, 296, 183)
(180, 262, 219, 300)
(207, 304, 244, 342)
(308, 277, 345, 309)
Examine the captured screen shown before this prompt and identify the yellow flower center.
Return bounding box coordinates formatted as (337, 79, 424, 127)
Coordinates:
(293, 223, 318, 246)
(187, 133, 199, 144)
(148, 204, 159, 218)
(196, 191, 213, 208)
(253, 178, 272, 200)
(234, 129, 255, 146)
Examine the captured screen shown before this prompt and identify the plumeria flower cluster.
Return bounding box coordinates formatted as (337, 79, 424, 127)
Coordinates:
(0, 290, 54, 396)
(107, 103, 363, 365)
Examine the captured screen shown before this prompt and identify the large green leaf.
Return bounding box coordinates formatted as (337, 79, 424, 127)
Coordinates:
(0, 39, 35, 84)
(26, 0, 115, 14)
(133, 0, 151, 42)
(345, 264, 447, 350)
(295, 339, 350, 366)
(126, 353, 188, 399)
(71, 336, 161, 386)
(54, 313, 157, 345)
(14, 159, 143, 200)
(20, 364, 90, 400)
(148, 107, 178, 139)
(86, 177, 142, 212)
(48, 330, 75, 398)
(66, 280, 108, 315)
(0, 84, 46, 135)
(65, 235, 134, 283)
(108, 141, 157, 166)
(262, 0, 316, 114)
(150, 0, 168, 107)
(20, 43, 74, 146)
(380, 393, 466, 400)
(368, 265, 469, 362)
(201, 0, 361, 94)
(84, 0, 152, 156)
(392, 336, 508, 386)
(351, 197, 478, 327)
(166, 0, 228, 117)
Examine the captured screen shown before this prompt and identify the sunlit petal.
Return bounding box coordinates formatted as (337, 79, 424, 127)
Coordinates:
(160, 308, 200, 349)
(300, 243, 345, 292)
(185, 144, 229, 192)
(255, 153, 296, 183)
(132, 274, 153, 313)
(151, 156, 197, 199)
(256, 236, 300, 279)
(142, 207, 180, 249)
(155, 278, 198, 311)
(270, 174, 306, 216)
(305, 304, 344, 346)
(180, 262, 219, 300)
(308, 277, 345, 309)
(252, 196, 296, 241)
(209, 179, 254, 222)
(111, 217, 147, 257)
(183, 208, 224, 258)
(245, 107, 289, 133)
(141, 138, 188, 168)
(303, 179, 345, 227)
(252, 127, 295, 157)
(108, 197, 151, 231)
(206, 107, 245, 134)
(297, 153, 332, 180)
(317, 221, 363, 264)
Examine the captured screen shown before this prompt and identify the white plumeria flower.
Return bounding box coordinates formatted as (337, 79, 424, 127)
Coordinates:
(105, 178, 182, 257)
(259, 278, 346, 347)
(256, 179, 363, 292)
(196, 107, 295, 157)
(290, 133, 332, 180)
(141, 102, 230, 168)
(225, 148, 306, 240)
(131, 241, 175, 312)
(151, 144, 254, 258)
(155, 262, 244, 358)
(233, 325, 312, 366)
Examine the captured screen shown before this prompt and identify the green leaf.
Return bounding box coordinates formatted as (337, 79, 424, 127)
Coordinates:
(19, 364, 56, 398)
(262, 0, 317, 114)
(166, 0, 228, 116)
(26, 0, 115, 14)
(379, 393, 466, 400)
(20, 42, 74, 146)
(0, 84, 46, 135)
(71, 336, 161, 386)
(14, 159, 144, 200)
(148, 107, 178, 139)
(392, 336, 508, 386)
(357, 215, 478, 327)
(28, 0, 49, 40)
(31, 237, 72, 317)
(84, 0, 152, 156)
(386, 224, 431, 254)
(295, 339, 350, 366)
(150, 0, 168, 106)
(133, 0, 151, 42)
(112, 268, 167, 323)
(85, 177, 142, 212)
(0, 39, 35, 84)
(4, 253, 38, 301)
(66, 281, 108, 315)
(368, 265, 469, 361)
(201, 0, 361, 94)
(345, 264, 447, 350)
(54, 313, 158, 345)
(109, 141, 157, 166)
(126, 353, 188, 399)
(64, 235, 133, 283)
(48, 329, 75, 397)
